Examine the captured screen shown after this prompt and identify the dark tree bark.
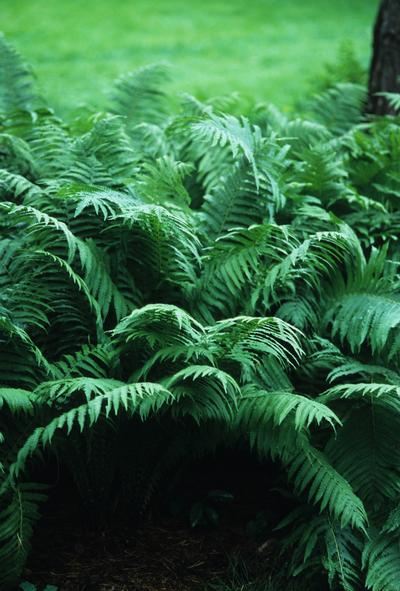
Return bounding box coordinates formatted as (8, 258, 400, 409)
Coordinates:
(367, 0, 400, 114)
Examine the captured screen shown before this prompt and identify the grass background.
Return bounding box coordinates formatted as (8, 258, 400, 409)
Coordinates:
(2, 0, 379, 114)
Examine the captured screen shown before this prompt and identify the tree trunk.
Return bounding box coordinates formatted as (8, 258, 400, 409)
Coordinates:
(367, 0, 400, 115)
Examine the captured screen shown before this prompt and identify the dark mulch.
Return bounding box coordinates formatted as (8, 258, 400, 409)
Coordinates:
(23, 453, 283, 590)
(24, 516, 277, 591)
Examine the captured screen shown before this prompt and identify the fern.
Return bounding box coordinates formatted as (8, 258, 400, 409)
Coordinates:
(5, 382, 174, 484)
(307, 83, 366, 136)
(322, 246, 400, 357)
(0, 483, 47, 585)
(363, 532, 400, 591)
(286, 445, 367, 530)
(190, 113, 261, 183)
(1, 36, 400, 590)
(239, 386, 340, 432)
(280, 511, 363, 591)
(0, 34, 40, 114)
(0, 388, 34, 414)
(111, 63, 171, 130)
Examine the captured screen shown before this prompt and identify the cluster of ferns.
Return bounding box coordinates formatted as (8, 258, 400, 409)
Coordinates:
(0, 34, 400, 590)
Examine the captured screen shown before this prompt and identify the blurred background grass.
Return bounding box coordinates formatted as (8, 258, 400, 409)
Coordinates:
(2, 0, 378, 114)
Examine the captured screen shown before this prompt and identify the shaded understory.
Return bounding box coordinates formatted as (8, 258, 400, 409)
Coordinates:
(25, 517, 271, 590)
(23, 454, 299, 590)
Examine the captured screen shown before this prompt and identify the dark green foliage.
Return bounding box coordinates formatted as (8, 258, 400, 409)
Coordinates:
(0, 484, 47, 584)
(0, 35, 400, 591)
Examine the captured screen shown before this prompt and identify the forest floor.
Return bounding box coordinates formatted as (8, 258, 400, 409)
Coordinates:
(23, 455, 282, 591)
(24, 517, 275, 590)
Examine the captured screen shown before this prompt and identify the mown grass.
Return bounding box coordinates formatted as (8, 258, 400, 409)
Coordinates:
(2, 0, 378, 114)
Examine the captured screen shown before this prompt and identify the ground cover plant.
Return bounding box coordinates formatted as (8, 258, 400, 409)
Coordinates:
(1, 33, 400, 590)
(1, 0, 378, 114)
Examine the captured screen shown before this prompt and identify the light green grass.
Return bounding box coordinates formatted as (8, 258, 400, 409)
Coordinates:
(2, 0, 378, 114)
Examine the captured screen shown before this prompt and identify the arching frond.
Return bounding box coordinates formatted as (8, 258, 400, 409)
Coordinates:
(0, 169, 41, 202)
(239, 386, 340, 432)
(322, 245, 400, 357)
(111, 203, 200, 293)
(164, 364, 240, 423)
(307, 83, 366, 136)
(80, 113, 137, 182)
(190, 113, 261, 182)
(7, 382, 174, 482)
(135, 155, 193, 207)
(363, 532, 400, 591)
(0, 134, 36, 178)
(280, 510, 363, 591)
(0, 483, 47, 586)
(113, 303, 205, 348)
(207, 315, 303, 371)
(325, 403, 400, 510)
(287, 445, 367, 530)
(0, 33, 40, 114)
(111, 63, 171, 129)
(0, 388, 34, 413)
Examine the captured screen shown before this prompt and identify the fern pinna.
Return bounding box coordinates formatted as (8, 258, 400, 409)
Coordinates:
(0, 33, 400, 590)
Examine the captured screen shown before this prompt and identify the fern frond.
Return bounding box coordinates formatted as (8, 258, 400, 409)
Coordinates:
(135, 155, 193, 207)
(33, 377, 124, 406)
(111, 63, 171, 129)
(308, 83, 366, 135)
(281, 511, 362, 591)
(254, 228, 357, 311)
(113, 303, 205, 348)
(0, 169, 41, 202)
(298, 142, 348, 202)
(324, 403, 400, 509)
(325, 293, 400, 357)
(282, 118, 332, 157)
(111, 204, 200, 291)
(0, 134, 36, 178)
(80, 113, 137, 182)
(322, 244, 400, 357)
(382, 504, 400, 534)
(208, 315, 303, 371)
(324, 520, 363, 591)
(190, 113, 261, 182)
(69, 185, 137, 220)
(239, 386, 340, 432)
(0, 483, 47, 586)
(363, 531, 400, 591)
(199, 139, 286, 241)
(376, 92, 400, 113)
(164, 364, 240, 422)
(321, 382, 400, 404)
(327, 360, 400, 385)
(28, 121, 73, 180)
(0, 202, 79, 263)
(287, 445, 367, 530)
(7, 382, 174, 483)
(51, 343, 117, 380)
(0, 388, 34, 413)
(0, 315, 51, 374)
(191, 223, 289, 320)
(0, 34, 40, 114)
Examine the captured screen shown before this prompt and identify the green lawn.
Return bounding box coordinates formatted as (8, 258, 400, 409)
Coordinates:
(2, 0, 378, 114)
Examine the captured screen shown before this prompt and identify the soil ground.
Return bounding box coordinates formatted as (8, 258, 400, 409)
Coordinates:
(24, 516, 275, 590)
(23, 456, 280, 590)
